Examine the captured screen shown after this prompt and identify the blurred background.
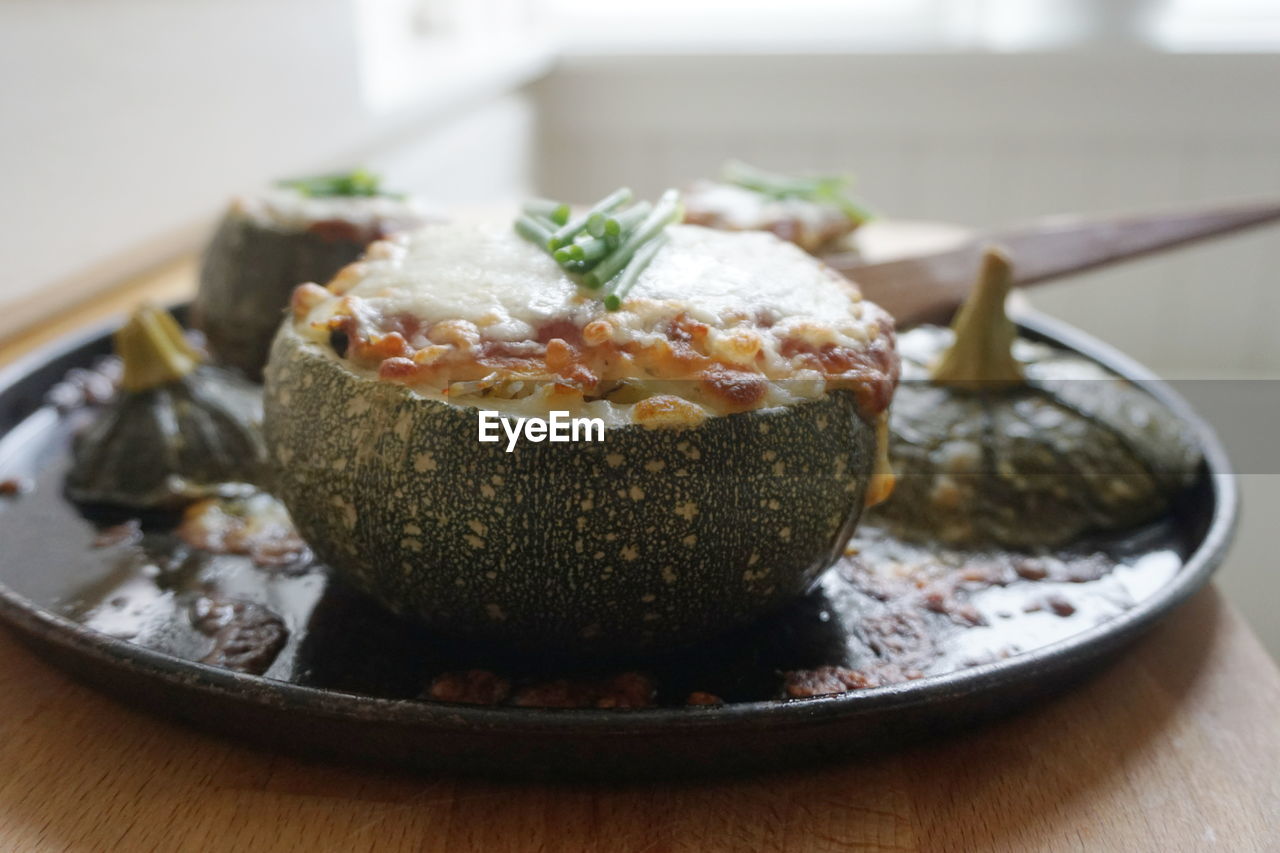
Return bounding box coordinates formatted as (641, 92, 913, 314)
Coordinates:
(2, 0, 1278, 653)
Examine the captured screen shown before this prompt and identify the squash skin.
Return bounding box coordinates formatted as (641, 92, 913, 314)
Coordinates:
(871, 327, 1202, 549)
(193, 212, 377, 382)
(263, 324, 879, 655)
(65, 366, 266, 509)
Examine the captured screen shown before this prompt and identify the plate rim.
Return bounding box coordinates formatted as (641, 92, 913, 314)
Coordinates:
(0, 306, 1240, 734)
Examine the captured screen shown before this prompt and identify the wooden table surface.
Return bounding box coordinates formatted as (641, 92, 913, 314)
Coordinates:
(0, 265, 1278, 852)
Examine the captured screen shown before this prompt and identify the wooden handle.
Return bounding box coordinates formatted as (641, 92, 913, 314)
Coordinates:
(829, 198, 1280, 326)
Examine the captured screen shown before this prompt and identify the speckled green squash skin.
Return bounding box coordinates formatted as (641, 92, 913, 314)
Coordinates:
(264, 325, 878, 655)
(194, 212, 369, 381)
(871, 327, 1201, 549)
(65, 367, 266, 509)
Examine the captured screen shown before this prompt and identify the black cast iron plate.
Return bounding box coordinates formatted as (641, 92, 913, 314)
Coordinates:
(0, 309, 1237, 780)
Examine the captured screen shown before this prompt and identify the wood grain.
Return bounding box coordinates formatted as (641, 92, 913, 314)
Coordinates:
(0, 257, 195, 370)
(0, 589, 1273, 852)
(826, 199, 1280, 327)
(0, 268, 1277, 852)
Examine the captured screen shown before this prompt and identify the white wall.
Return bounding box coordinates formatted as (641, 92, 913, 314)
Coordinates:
(0, 0, 361, 303)
(0, 0, 545, 325)
(532, 53, 1280, 655)
(534, 53, 1280, 373)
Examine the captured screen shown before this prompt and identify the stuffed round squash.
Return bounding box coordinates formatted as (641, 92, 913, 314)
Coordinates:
(264, 209, 898, 654)
(193, 170, 428, 381)
(683, 161, 871, 254)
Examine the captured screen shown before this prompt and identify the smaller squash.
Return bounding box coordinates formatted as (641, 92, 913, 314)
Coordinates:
(65, 304, 266, 509)
(683, 160, 871, 254)
(192, 169, 429, 380)
(871, 248, 1201, 549)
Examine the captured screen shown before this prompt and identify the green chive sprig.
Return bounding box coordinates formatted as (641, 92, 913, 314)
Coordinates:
(277, 168, 399, 198)
(514, 188, 681, 310)
(554, 234, 611, 265)
(523, 197, 571, 226)
(603, 234, 667, 311)
(590, 202, 652, 241)
(583, 189, 682, 289)
(548, 187, 633, 250)
(515, 214, 556, 247)
(721, 160, 871, 224)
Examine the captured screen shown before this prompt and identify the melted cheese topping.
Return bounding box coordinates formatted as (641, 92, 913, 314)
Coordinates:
(293, 219, 896, 423)
(232, 188, 430, 238)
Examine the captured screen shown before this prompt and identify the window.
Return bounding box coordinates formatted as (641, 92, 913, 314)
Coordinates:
(540, 0, 1280, 54)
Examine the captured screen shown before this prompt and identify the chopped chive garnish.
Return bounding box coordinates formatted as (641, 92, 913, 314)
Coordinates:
(586, 202, 652, 241)
(573, 234, 611, 264)
(606, 202, 651, 240)
(584, 190, 682, 289)
(548, 187, 633, 250)
(833, 196, 874, 224)
(721, 160, 871, 224)
(553, 244, 584, 264)
(277, 168, 396, 198)
(603, 234, 667, 311)
(523, 198, 571, 226)
(515, 214, 555, 247)
(515, 189, 681, 309)
(553, 233, 616, 267)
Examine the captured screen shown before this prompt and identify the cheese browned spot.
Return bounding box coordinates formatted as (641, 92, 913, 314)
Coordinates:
(294, 220, 897, 424)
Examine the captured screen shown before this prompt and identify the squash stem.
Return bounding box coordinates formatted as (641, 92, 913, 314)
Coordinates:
(930, 247, 1024, 389)
(116, 304, 201, 392)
